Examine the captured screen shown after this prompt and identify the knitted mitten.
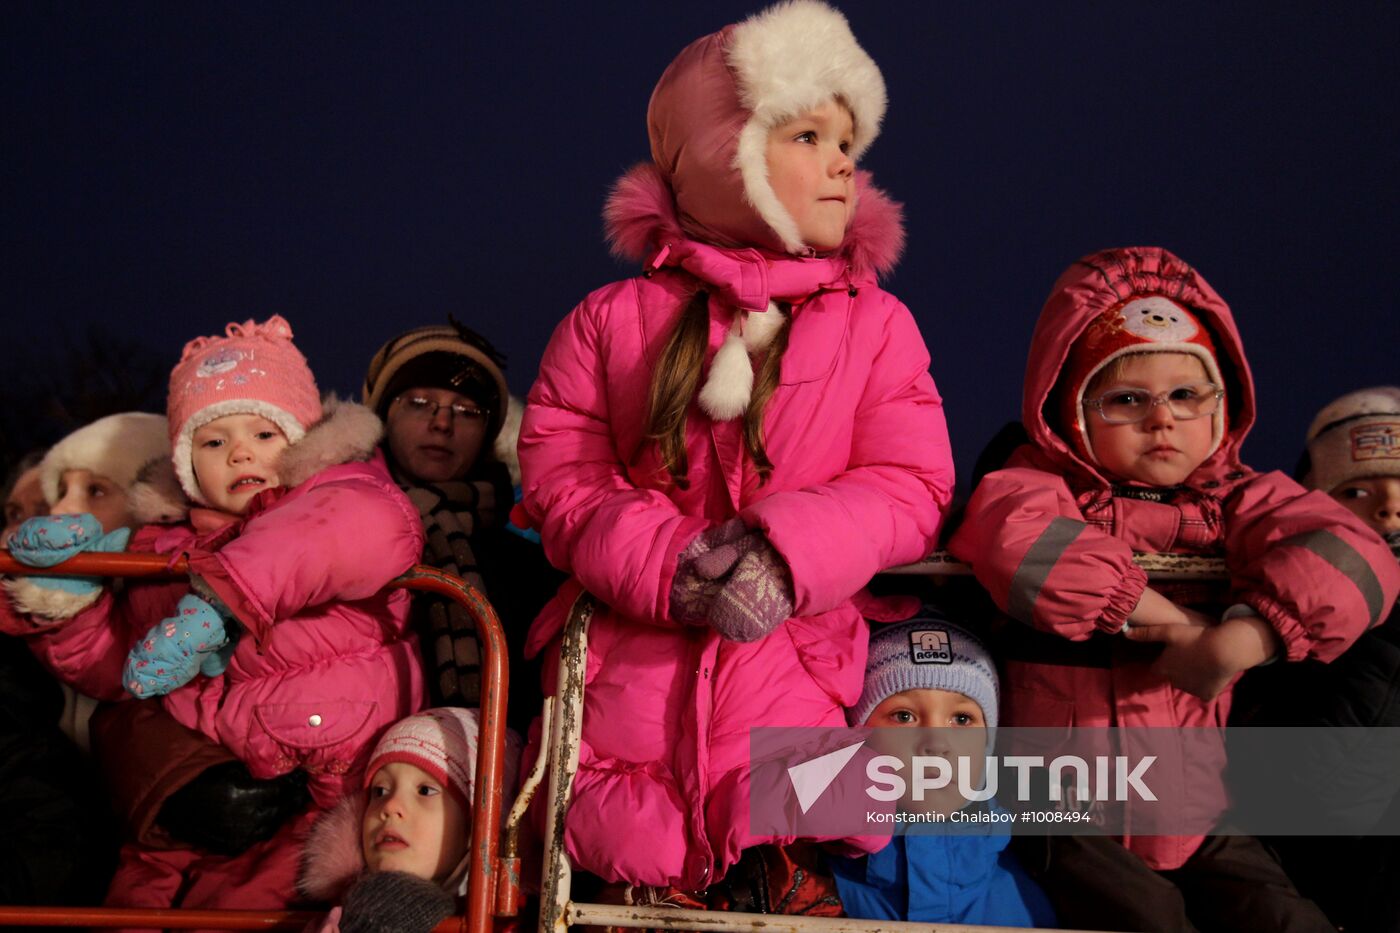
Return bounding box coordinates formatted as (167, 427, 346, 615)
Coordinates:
(6, 513, 130, 596)
(340, 871, 456, 933)
(708, 540, 794, 643)
(124, 594, 234, 697)
(669, 518, 753, 625)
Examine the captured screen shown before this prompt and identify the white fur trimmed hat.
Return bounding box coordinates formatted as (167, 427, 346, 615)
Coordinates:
(648, 0, 885, 255)
(39, 412, 171, 506)
(1304, 386, 1400, 492)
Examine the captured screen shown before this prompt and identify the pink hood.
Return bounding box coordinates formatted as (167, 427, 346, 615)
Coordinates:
(1021, 246, 1257, 490)
(644, 0, 887, 255)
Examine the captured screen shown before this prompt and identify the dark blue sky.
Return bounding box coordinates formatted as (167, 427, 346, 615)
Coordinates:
(6, 2, 1397, 489)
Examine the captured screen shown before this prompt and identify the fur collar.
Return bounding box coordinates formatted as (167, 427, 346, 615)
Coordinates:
(604, 162, 905, 281)
(297, 792, 366, 902)
(129, 395, 384, 525)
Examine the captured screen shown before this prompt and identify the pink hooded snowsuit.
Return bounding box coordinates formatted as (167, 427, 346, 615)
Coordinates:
(515, 2, 954, 890)
(949, 246, 1400, 869)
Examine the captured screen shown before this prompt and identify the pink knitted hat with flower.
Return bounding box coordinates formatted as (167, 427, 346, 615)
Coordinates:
(167, 315, 322, 504)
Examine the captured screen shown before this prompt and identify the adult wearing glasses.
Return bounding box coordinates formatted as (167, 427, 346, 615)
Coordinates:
(365, 321, 557, 723)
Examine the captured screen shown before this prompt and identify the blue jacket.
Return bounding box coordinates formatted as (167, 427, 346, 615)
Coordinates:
(831, 810, 1055, 927)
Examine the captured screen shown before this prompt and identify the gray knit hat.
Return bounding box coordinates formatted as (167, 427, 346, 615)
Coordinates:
(1304, 386, 1400, 493)
(849, 609, 999, 730)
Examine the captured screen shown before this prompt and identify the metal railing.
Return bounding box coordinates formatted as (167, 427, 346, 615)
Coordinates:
(0, 549, 520, 933)
(535, 551, 1224, 932)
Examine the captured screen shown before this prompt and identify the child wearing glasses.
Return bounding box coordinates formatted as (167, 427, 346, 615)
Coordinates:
(948, 247, 1399, 931)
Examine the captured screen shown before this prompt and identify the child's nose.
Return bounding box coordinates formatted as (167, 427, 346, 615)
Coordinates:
(51, 489, 88, 516)
(1143, 398, 1176, 427)
(830, 148, 854, 177)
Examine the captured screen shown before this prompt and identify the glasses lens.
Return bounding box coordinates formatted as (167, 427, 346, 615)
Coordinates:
(1098, 390, 1151, 423)
(1165, 384, 1221, 420)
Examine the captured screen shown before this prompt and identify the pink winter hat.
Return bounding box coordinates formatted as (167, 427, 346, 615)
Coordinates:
(167, 315, 322, 504)
(364, 708, 483, 813)
(648, 0, 886, 254)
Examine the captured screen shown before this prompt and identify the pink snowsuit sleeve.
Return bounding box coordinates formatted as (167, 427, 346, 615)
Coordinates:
(1222, 472, 1400, 662)
(948, 466, 1147, 638)
(518, 292, 710, 625)
(740, 300, 953, 616)
(187, 472, 424, 641)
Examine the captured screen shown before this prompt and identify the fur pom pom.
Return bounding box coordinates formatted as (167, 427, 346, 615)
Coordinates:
(276, 395, 384, 491)
(742, 303, 787, 352)
(604, 163, 685, 264)
(698, 329, 754, 421)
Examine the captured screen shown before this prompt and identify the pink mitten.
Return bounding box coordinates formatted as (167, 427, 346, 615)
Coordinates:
(708, 540, 795, 643)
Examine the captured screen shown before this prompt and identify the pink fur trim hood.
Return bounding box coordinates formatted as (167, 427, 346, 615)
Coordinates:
(605, 162, 904, 282)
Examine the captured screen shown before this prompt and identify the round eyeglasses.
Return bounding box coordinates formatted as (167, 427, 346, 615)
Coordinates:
(1084, 382, 1223, 425)
(396, 395, 487, 423)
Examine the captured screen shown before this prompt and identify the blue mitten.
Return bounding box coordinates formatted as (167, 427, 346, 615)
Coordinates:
(6, 514, 131, 596)
(124, 594, 235, 698)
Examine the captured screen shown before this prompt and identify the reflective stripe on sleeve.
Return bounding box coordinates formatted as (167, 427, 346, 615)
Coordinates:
(1008, 517, 1087, 623)
(1288, 529, 1387, 628)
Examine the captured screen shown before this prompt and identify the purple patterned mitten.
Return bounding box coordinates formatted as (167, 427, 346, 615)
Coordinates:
(670, 518, 751, 625)
(708, 540, 795, 643)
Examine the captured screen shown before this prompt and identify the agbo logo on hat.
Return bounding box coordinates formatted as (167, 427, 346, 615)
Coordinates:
(910, 629, 951, 664)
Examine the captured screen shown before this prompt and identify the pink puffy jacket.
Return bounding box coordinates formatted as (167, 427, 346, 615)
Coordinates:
(516, 166, 954, 889)
(949, 247, 1400, 869)
(5, 410, 426, 810)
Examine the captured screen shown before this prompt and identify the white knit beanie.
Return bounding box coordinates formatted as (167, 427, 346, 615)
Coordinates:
(38, 412, 170, 505)
(1304, 386, 1400, 492)
(849, 608, 999, 730)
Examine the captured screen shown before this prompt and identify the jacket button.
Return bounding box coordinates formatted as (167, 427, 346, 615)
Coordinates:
(308, 714, 323, 727)
(1225, 471, 1244, 480)
(1202, 481, 1220, 489)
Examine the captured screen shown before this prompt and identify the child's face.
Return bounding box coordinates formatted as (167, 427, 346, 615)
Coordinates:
(4, 465, 48, 540)
(764, 99, 856, 252)
(361, 761, 470, 884)
(191, 413, 289, 514)
(1330, 475, 1400, 537)
(1083, 352, 1216, 486)
(51, 469, 131, 534)
(865, 687, 987, 815)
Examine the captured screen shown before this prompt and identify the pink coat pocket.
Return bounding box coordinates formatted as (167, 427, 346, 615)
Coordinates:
(247, 700, 380, 782)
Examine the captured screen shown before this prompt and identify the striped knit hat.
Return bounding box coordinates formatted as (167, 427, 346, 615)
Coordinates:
(364, 707, 482, 812)
(362, 322, 509, 444)
(1304, 386, 1400, 492)
(849, 608, 999, 730)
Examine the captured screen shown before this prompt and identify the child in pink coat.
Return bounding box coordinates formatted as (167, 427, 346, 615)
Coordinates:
(949, 247, 1400, 931)
(515, 0, 954, 901)
(4, 315, 426, 913)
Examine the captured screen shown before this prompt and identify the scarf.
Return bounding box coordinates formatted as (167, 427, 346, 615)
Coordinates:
(391, 459, 509, 707)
